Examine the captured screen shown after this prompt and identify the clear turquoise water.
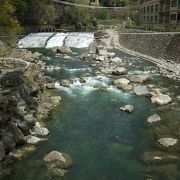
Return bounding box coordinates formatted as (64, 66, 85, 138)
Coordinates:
(5, 48, 180, 180)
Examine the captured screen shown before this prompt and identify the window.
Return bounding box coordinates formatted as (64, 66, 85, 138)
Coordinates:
(147, 6, 150, 13)
(171, 0, 177, 7)
(170, 14, 177, 20)
(147, 16, 149, 22)
(151, 16, 153, 22)
(151, 5, 154, 12)
(144, 7, 146, 13)
(155, 4, 159, 12)
(144, 16, 146, 23)
(155, 15, 158, 23)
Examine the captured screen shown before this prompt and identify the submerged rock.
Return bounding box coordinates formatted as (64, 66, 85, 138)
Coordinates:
(9, 145, 36, 160)
(147, 114, 161, 124)
(141, 151, 179, 164)
(151, 93, 172, 105)
(158, 138, 178, 147)
(43, 151, 72, 169)
(134, 85, 149, 96)
(120, 105, 134, 113)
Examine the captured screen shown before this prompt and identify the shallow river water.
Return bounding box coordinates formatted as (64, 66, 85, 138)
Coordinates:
(6, 48, 180, 180)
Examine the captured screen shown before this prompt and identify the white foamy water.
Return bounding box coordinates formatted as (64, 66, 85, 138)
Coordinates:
(45, 33, 67, 48)
(18, 33, 53, 48)
(64, 32, 94, 48)
(64, 67, 92, 73)
(18, 32, 94, 48)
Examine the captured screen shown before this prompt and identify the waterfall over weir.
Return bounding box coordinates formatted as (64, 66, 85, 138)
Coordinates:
(18, 32, 94, 49)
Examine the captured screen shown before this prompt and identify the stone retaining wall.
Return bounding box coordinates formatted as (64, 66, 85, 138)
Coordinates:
(118, 32, 180, 62)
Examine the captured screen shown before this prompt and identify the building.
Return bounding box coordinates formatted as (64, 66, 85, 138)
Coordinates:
(139, 0, 180, 30)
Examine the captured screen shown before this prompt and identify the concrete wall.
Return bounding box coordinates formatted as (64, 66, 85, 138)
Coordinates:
(118, 31, 180, 62)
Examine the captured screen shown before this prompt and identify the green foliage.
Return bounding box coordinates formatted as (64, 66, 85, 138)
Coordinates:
(96, 9, 109, 20)
(0, 0, 23, 35)
(60, 7, 93, 28)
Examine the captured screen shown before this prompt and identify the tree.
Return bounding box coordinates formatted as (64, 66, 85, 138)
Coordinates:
(0, 0, 23, 35)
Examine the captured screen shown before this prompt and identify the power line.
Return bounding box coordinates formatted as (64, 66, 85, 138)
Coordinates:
(51, 0, 134, 9)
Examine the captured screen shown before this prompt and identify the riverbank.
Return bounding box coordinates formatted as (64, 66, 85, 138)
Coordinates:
(95, 29, 180, 80)
(0, 43, 61, 178)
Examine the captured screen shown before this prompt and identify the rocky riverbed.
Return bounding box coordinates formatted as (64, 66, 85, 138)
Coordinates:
(1, 30, 180, 179)
(0, 42, 61, 178)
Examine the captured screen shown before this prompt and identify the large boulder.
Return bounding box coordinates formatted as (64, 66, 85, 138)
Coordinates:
(147, 114, 161, 124)
(128, 75, 149, 83)
(114, 78, 133, 91)
(88, 41, 98, 54)
(113, 78, 130, 86)
(151, 93, 172, 105)
(133, 85, 149, 96)
(158, 138, 178, 147)
(32, 122, 49, 137)
(43, 151, 72, 169)
(112, 67, 127, 75)
(60, 80, 70, 87)
(8, 122, 26, 145)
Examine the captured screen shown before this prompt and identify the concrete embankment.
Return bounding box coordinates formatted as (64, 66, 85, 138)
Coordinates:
(118, 31, 180, 63)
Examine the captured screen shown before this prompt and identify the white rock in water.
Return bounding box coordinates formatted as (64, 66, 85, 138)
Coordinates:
(112, 67, 127, 75)
(26, 136, 47, 145)
(120, 105, 134, 113)
(114, 78, 130, 86)
(147, 114, 161, 123)
(151, 93, 172, 105)
(158, 138, 178, 147)
(134, 85, 149, 96)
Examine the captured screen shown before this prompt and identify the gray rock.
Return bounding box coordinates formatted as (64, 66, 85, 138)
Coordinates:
(26, 135, 47, 145)
(113, 78, 130, 86)
(128, 75, 149, 83)
(10, 145, 36, 160)
(134, 85, 149, 96)
(158, 138, 178, 147)
(120, 105, 134, 113)
(43, 151, 72, 169)
(151, 93, 172, 105)
(60, 79, 70, 87)
(0, 142, 5, 161)
(53, 46, 72, 55)
(32, 52, 42, 60)
(1, 131, 16, 152)
(18, 121, 30, 136)
(8, 122, 26, 145)
(32, 123, 49, 137)
(112, 67, 127, 75)
(147, 114, 161, 124)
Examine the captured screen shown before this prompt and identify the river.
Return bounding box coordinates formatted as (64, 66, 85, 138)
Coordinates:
(6, 47, 180, 180)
